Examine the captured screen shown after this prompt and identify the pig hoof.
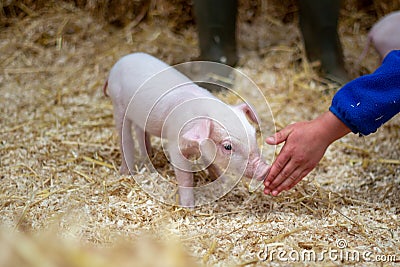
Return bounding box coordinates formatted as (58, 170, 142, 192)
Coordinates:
(180, 199, 195, 209)
(182, 204, 195, 209)
(119, 165, 130, 175)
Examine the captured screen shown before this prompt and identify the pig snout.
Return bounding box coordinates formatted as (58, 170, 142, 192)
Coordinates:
(245, 157, 269, 181)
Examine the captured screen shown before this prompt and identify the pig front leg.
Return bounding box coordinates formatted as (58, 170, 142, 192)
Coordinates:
(114, 105, 135, 174)
(174, 168, 195, 207)
(166, 141, 195, 207)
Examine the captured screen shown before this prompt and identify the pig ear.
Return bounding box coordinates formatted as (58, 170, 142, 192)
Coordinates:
(181, 118, 211, 144)
(235, 103, 259, 124)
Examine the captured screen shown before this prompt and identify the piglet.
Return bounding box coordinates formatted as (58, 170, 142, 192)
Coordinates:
(104, 53, 269, 207)
(358, 11, 400, 64)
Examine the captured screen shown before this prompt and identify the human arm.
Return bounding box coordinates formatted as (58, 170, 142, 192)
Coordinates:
(264, 50, 400, 196)
(329, 50, 400, 136)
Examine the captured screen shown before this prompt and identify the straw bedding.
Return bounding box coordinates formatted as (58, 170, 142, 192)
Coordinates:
(0, 0, 399, 266)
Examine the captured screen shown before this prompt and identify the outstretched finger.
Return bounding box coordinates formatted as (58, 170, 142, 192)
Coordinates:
(263, 151, 290, 190)
(267, 160, 299, 196)
(264, 157, 297, 195)
(284, 168, 311, 191)
(265, 125, 293, 145)
(270, 167, 303, 195)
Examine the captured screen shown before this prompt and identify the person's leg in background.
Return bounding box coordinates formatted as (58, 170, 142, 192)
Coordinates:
(193, 0, 238, 66)
(193, 0, 348, 83)
(299, 0, 349, 83)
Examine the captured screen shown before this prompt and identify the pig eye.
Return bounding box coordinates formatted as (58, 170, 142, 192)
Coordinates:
(223, 144, 232, 151)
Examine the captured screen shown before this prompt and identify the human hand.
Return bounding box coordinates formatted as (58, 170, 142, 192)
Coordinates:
(264, 111, 351, 196)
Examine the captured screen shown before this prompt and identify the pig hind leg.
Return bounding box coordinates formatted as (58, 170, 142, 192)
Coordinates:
(114, 103, 135, 174)
(134, 125, 152, 158)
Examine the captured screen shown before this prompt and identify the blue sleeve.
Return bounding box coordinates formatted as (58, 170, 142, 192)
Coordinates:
(329, 50, 400, 135)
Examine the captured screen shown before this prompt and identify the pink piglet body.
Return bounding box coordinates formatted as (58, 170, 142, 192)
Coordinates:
(105, 53, 269, 207)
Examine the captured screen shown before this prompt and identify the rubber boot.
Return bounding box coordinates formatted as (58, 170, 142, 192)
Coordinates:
(299, 0, 349, 83)
(193, 0, 238, 66)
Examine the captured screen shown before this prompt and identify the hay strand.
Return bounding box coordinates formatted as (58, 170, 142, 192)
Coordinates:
(0, 1, 399, 266)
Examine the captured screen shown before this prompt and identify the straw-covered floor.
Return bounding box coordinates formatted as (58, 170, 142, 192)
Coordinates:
(0, 0, 399, 266)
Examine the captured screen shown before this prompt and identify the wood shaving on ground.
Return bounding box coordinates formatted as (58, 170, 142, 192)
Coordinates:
(0, 1, 399, 266)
